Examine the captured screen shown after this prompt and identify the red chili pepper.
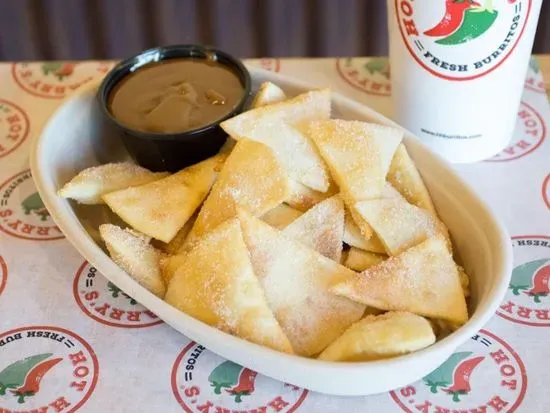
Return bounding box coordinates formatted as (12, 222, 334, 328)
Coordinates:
(11, 358, 62, 404)
(444, 356, 484, 402)
(55, 63, 76, 78)
(526, 264, 550, 303)
(424, 0, 480, 37)
(226, 368, 257, 403)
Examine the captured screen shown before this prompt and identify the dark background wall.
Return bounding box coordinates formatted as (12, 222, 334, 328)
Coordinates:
(1, 0, 549, 61)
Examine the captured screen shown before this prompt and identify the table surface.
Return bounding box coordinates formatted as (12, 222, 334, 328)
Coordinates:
(0, 56, 549, 413)
(537, 55, 550, 96)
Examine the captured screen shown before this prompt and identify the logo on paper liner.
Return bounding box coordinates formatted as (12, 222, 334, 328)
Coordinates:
(0, 99, 30, 159)
(543, 175, 550, 210)
(391, 329, 527, 412)
(336, 57, 392, 96)
(73, 261, 162, 328)
(498, 236, 550, 326)
(0, 326, 98, 412)
(396, 0, 532, 80)
(486, 101, 546, 161)
(258, 59, 281, 73)
(12, 61, 113, 99)
(171, 342, 308, 412)
(0, 256, 7, 297)
(0, 169, 63, 240)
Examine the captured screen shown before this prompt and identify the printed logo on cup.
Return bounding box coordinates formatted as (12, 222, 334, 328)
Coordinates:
(0, 99, 30, 159)
(486, 101, 546, 161)
(543, 175, 550, 210)
(12, 61, 112, 99)
(0, 326, 99, 412)
(171, 342, 308, 412)
(391, 329, 527, 412)
(0, 169, 64, 241)
(525, 57, 546, 93)
(258, 59, 281, 73)
(336, 57, 392, 96)
(73, 261, 162, 328)
(498, 235, 550, 326)
(0, 256, 7, 297)
(395, 0, 533, 81)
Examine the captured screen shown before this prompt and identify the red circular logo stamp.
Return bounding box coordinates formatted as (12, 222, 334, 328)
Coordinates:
(498, 235, 550, 326)
(12, 61, 113, 99)
(524, 57, 546, 93)
(543, 175, 550, 210)
(73, 261, 162, 328)
(486, 101, 546, 161)
(0, 99, 30, 159)
(258, 59, 281, 73)
(336, 57, 391, 96)
(0, 256, 7, 297)
(0, 169, 64, 241)
(0, 326, 99, 412)
(171, 342, 308, 413)
(395, 0, 533, 81)
(391, 329, 527, 412)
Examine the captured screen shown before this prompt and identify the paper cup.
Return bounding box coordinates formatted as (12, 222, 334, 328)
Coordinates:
(388, 0, 543, 163)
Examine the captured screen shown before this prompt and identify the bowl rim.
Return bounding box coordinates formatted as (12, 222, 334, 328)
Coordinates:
(30, 66, 514, 394)
(96, 44, 253, 141)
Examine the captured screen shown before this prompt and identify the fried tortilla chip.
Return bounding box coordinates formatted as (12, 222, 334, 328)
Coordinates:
(283, 196, 344, 262)
(458, 265, 471, 298)
(332, 236, 468, 324)
(164, 219, 293, 354)
(237, 208, 365, 356)
(58, 162, 169, 204)
(99, 224, 165, 298)
(220, 89, 331, 192)
(285, 179, 335, 212)
(160, 254, 186, 285)
(185, 140, 290, 246)
(251, 81, 287, 108)
(318, 312, 435, 361)
(306, 120, 403, 201)
(160, 213, 197, 255)
(103, 155, 224, 243)
(343, 210, 386, 253)
(388, 144, 436, 214)
(344, 247, 387, 272)
(261, 204, 303, 229)
(354, 197, 450, 256)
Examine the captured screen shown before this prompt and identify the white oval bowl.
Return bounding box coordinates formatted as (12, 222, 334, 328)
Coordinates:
(30, 66, 512, 396)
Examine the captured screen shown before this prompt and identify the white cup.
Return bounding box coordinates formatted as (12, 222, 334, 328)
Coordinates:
(388, 0, 543, 163)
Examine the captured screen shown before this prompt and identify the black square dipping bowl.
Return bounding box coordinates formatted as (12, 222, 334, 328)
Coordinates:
(97, 44, 252, 172)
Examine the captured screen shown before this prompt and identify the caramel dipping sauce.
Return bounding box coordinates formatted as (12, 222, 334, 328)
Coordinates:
(108, 59, 245, 134)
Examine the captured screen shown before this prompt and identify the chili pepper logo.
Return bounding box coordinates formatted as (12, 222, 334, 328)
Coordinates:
(443, 356, 485, 402)
(9, 357, 63, 404)
(394, 0, 533, 81)
(12, 61, 113, 99)
(425, 0, 498, 45)
(509, 259, 550, 303)
(0, 354, 53, 397)
(208, 361, 257, 403)
(391, 330, 527, 412)
(171, 342, 308, 412)
(21, 192, 50, 222)
(0, 169, 64, 241)
(498, 236, 550, 327)
(336, 57, 392, 96)
(41, 62, 76, 80)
